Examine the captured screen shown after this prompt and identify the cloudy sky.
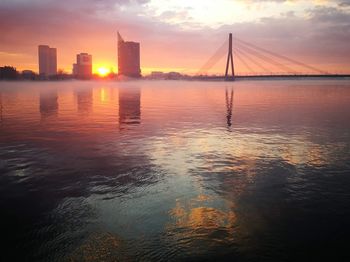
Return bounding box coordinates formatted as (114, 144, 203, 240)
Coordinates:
(0, 0, 349, 74)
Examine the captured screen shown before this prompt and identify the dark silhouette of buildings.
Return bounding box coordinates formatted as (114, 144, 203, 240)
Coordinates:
(119, 87, 141, 125)
(38, 45, 57, 78)
(117, 32, 141, 78)
(0, 66, 18, 80)
(73, 53, 92, 79)
(22, 70, 36, 80)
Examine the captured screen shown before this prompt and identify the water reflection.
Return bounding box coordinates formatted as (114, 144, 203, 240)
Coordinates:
(119, 87, 141, 125)
(39, 91, 58, 118)
(225, 87, 234, 127)
(0, 80, 350, 261)
(68, 232, 130, 261)
(76, 88, 93, 115)
(167, 194, 236, 238)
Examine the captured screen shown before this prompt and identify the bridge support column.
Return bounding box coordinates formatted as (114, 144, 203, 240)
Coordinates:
(225, 33, 235, 81)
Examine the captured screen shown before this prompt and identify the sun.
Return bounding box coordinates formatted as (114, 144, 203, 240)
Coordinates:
(97, 67, 110, 77)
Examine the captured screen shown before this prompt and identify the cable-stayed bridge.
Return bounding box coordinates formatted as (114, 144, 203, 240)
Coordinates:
(196, 33, 348, 81)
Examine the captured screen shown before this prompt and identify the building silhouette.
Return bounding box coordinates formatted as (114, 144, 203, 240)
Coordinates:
(119, 87, 141, 125)
(117, 32, 141, 78)
(22, 70, 36, 80)
(0, 66, 18, 80)
(38, 45, 57, 77)
(73, 53, 92, 79)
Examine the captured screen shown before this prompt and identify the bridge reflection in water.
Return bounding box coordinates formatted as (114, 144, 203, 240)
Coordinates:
(226, 87, 234, 127)
(0, 81, 350, 261)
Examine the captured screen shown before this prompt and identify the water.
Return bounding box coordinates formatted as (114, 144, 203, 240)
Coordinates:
(0, 79, 350, 261)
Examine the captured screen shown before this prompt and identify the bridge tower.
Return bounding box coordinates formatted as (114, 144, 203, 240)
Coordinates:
(225, 33, 235, 81)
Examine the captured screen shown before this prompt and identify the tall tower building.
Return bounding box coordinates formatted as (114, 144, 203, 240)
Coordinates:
(73, 53, 92, 79)
(117, 32, 141, 78)
(38, 45, 57, 77)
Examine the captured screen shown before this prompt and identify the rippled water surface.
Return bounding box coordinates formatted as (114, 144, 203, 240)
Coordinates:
(1, 79, 350, 261)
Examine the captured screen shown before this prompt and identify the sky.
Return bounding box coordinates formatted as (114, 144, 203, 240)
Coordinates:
(0, 0, 350, 75)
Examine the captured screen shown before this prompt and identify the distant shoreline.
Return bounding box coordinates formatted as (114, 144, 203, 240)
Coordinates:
(1, 74, 350, 82)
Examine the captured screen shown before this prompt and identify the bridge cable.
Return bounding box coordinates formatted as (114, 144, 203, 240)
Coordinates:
(197, 39, 228, 75)
(233, 49, 254, 75)
(235, 42, 298, 74)
(234, 46, 271, 74)
(235, 38, 328, 74)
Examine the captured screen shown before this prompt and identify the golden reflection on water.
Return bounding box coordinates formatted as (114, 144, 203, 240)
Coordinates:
(100, 88, 106, 103)
(167, 194, 236, 242)
(171, 205, 236, 230)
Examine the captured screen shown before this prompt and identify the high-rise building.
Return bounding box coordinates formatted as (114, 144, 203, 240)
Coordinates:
(73, 53, 92, 79)
(38, 45, 57, 77)
(117, 32, 141, 78)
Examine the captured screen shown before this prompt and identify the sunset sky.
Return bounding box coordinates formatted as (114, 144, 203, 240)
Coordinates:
(0, 0, 350, 75)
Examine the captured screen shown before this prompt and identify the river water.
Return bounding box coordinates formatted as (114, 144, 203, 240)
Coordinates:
(0, 79, 350, 261)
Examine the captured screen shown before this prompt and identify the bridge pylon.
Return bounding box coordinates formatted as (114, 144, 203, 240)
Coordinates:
(225, 33, 235, 81)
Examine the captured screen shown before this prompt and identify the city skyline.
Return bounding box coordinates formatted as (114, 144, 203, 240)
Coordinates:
(0, 0, 350, 75)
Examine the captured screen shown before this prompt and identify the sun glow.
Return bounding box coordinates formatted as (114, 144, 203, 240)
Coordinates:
(97, 67, 110, 77)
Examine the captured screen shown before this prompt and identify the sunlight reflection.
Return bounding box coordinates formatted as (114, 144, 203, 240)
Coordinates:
(100, 88, 106, 103)
(166, 195, 236, 244)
